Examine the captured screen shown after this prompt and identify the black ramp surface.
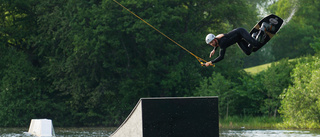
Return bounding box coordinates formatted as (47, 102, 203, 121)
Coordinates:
(142, 97, 219, 137)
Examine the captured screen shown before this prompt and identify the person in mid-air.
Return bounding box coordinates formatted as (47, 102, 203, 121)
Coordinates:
(204, 23, 272, 67)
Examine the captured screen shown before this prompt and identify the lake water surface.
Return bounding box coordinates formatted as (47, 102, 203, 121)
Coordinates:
(220, 129, 320, 137)
(1, 127, 320, 137)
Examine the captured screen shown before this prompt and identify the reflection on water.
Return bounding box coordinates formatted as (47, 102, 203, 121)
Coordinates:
(54, 127, 116, 136)
(0, 128, 28, 137)
(220, 129, 320, 137)
(1, 127, 320, 137)
(0, 127, 116, 137)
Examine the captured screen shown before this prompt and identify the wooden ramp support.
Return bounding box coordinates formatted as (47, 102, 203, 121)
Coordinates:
(111, 97, 219, 137)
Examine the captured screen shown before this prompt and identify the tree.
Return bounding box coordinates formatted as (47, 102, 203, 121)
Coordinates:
(0, 47, 55, 127)
(0, 0, 261, 127)
(279, 55, 320, 128)
(269, 0, 319, 60)
(194, 72, 236, 118)
(235, 72, 266, 116)
(260, 58, 293, 117)
(0, 0, 56, 127)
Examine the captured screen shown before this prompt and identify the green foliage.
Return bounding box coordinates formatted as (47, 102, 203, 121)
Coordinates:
(4, 0, 318, 128)
(1, 0, 259, 127)
(269, 0, 319, 60)
(310, 37, 320, 53)
(259, 59, 294, 117)
(236, 73, 266, 116)
(195, 58, 295, 119)
(0, 48, 53, 127)
(0, 0, 37, 49)
(194, 72, 237, 118)
(244, 0, 320, 67)
(239, 59, 294, 117)
(279, 55, 320, 128)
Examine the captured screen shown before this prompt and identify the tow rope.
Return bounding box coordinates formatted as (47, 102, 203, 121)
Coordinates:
(112, 0, 214, 67)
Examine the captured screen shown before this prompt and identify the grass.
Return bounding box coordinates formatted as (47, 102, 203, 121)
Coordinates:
(244, 63, 272, 74)
(243, 58, 298, 75)
(219, 116, 283, 129)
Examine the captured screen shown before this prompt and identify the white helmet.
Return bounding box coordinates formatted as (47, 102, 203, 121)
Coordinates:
(205, 33, 216, 44)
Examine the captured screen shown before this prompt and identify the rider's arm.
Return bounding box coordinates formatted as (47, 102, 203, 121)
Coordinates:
(216, 34, 224, 39)
(211, 48, 226, 64)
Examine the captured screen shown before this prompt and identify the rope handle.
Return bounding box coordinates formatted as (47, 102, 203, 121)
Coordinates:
(198, 58, 215, 67)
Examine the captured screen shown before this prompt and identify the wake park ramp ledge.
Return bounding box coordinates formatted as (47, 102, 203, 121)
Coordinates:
(110, 97, 219, 137)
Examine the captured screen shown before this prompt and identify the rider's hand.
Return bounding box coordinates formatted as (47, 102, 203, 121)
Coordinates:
(205, 61, 213, 67)
(209, 50, 215, 58)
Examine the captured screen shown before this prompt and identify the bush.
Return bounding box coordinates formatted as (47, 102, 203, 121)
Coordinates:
(194, 72, 236, 118)
(279, 55, 320, 128)
(259, 58, 294, 117)
(0, 48, 52, 127)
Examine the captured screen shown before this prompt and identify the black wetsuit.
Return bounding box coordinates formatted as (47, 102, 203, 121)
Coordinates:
(211, 28, 261, 64)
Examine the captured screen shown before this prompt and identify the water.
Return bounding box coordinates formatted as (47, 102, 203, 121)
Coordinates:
(220, 129, 320, 137)
(1, 128, 320, 137)
(0, 127, 115, 137)
(283, 6, 297, 26)
(257, 0, 298, 26)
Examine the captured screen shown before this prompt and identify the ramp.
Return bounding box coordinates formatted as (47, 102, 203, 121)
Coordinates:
(110, 97, 219, 137)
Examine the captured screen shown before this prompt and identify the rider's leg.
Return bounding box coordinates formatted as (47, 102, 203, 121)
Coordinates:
(237, 40, 252, 55)
(237, 28, 261, 47)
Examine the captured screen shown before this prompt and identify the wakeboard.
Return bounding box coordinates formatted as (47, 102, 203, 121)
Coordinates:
(241, 14, 283, 52)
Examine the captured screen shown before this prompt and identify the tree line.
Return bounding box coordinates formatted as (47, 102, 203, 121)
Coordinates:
(0, 0, 319, 128)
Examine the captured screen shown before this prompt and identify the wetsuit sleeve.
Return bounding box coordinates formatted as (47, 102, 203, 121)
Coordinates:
(213, 46, 217, 51)
(211, 48, 225, 64)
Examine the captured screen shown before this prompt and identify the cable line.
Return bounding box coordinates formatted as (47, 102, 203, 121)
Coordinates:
(112, 0, 213, 66)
